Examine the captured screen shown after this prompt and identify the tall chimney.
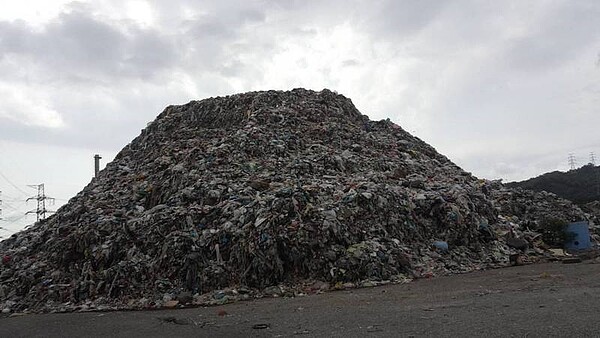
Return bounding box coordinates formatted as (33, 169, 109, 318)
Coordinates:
(94, 154, 102, 177)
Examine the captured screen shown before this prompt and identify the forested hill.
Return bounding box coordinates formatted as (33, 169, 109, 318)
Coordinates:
(506, 164, 600, 204)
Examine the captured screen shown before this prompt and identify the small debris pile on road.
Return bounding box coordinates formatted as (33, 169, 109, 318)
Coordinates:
(0, 89, 593, 314)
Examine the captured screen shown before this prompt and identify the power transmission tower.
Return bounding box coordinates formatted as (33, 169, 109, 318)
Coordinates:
(568, 153, 577, 170)
(0, 190, 3, 221)
(26, 184, 55, 222)
(590, 152, 597, 166)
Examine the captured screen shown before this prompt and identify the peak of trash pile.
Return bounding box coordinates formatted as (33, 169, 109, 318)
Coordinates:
(0, 89, 594, 314)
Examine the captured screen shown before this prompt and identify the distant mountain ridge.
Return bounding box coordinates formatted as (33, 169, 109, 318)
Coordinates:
(506, 164, 600, 204)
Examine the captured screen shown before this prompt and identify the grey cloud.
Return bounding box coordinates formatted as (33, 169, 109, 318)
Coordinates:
(0, 1, 279, 150)
(342, 59, 359, 67)
(219, 60, 247, 77)
(235, 8, 267, 24)
(44, 12, 126, 75)
(0, 121, 66, 146)
(0, 20, 29, 53)
(123, 29, 178, 79)
(2, 0, 599, 186)
(0, 9, 177, 83)
(362, 0, 447, 38)
(504, 2, 600, 72)
(0, 106, 145, 150)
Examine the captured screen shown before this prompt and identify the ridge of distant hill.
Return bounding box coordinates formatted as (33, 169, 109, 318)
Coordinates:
(506, 164, 600, 204)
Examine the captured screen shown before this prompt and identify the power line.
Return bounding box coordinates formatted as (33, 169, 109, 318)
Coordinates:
(0, 212, 29, 223)
(1, 191, 22, 200)
(0, 213, 30, 236)
(0, 191, 19, 221)
(4, 213, 28, 223)
(0, 223, 18, 239)
(3, 205, 18, 212)
(2, 198, 24, 203)
(1, 196, 27, 215)
(1, 208, 27, 218)
(0, 169, 29, 196)
(0, 226, 16, 233)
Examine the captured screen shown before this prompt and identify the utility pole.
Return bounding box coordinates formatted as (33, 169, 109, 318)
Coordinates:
(94, 154, 102, 177)
(568, 153, 577, 170)
(26, 184, 55, 222)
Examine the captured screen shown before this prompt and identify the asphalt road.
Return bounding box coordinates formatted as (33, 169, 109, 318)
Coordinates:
(2, 260, 600, 337)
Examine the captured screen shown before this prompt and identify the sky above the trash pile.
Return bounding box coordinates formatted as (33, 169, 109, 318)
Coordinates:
(1, 0, 600, 233)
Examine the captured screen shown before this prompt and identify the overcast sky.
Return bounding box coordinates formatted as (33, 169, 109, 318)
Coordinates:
(1, 0, 599, 233)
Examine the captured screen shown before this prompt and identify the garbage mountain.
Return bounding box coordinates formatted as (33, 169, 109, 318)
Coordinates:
(0, 89, 587, 313)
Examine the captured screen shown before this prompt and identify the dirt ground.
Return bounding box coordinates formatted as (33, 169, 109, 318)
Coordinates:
(2, 260, 600, 337)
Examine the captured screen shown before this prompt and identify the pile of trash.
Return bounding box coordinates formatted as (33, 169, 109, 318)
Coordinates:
(0, 89, 593, 314)
(582, 201, 600, 226)
(491, 183, 588, 225)
(488, 182, 597, 261)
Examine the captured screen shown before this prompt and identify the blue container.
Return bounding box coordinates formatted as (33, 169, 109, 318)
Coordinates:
(433, 241, 449, 252)
(565, 221, 591, 251)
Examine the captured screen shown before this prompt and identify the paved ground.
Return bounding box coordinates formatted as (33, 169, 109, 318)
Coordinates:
(3, 260, 600, 337)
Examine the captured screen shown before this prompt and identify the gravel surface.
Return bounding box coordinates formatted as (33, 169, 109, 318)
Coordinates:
(2, 260, 600, 337)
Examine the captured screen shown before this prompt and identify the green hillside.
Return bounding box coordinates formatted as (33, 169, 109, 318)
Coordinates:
(506, 164, 600, 204)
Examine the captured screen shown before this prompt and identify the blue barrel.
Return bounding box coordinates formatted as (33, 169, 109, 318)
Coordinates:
(565, 221, 591, 250)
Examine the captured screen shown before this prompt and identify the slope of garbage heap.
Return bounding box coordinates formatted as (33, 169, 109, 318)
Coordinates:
(491, 183, 588, 225)
(0, 89, 588, 313)
(582, 201, 600, 227)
